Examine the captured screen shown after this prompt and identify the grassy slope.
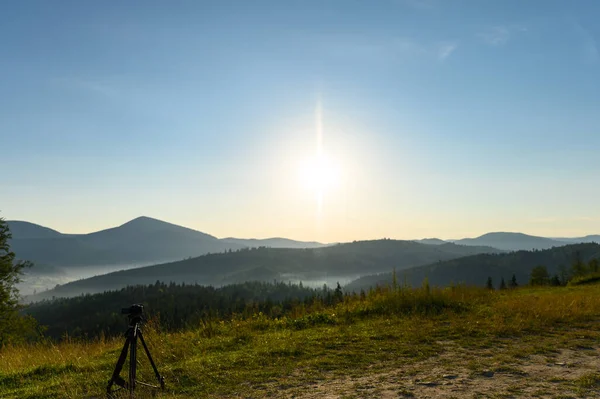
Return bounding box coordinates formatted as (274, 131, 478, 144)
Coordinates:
(2, 284, 600, 398)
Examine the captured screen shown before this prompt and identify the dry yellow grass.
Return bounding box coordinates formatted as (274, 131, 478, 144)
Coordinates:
(1, 284, 600, 398)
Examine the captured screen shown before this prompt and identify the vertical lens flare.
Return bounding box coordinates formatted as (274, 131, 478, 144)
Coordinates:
(298, 98, 341, 219)
(316, 99, 323, 158)
(315, 99, 324, 231)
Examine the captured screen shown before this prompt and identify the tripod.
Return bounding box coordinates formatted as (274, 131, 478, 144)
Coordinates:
(107, 311, 165, 398)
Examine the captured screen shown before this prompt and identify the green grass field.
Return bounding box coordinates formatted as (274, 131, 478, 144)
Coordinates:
(2, 284, 600, 398)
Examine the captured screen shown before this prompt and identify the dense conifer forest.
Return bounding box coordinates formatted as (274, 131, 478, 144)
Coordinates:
(26, 281, 346, 339)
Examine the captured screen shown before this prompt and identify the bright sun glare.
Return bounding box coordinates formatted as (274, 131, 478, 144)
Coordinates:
(298, 100, 341, 210)
(299, 154, 340, 196)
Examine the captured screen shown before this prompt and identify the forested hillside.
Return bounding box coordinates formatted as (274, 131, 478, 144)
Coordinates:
(28, 239, 500, 300)
(346, 243, 600, 291)
(26, 281, 324, 339)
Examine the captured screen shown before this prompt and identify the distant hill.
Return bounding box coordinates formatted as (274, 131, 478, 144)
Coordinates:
(221, 237, 327, 249)
(7, 221, 63, 239)
(8, 218, 331, 272)
(345, 243, 600, 292)
(415, 238, 446, 245)
(10, 216, 599, 297)
(78, 216, 243, 263)
(27, 239, 501, 301)
(9, 217, 246, 269)
(554, 235, 600, 244)
(452, 232, 568, 251)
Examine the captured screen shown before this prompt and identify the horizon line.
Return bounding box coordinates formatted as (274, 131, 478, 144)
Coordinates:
(4, 216, 599, 242)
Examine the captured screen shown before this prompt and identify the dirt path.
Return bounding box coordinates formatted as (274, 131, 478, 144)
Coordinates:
(280, 343, 600, 398)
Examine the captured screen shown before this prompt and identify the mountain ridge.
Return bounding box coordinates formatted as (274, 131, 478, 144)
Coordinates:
(221, 237, 327, 249)
(7, 217, 600, 298)
(7, 217, 242, 269)
(451, 232, 569, 251)
(6, 221, 64, 239)
(26, 239, 502, 301)
(345, 243, 600, 292)
(7, 219, 599, 251)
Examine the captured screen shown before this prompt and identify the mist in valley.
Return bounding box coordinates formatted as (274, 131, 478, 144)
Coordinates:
(18, 261, 157, 297)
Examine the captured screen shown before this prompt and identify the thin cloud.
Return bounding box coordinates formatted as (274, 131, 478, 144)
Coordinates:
(478, 26, 511, 46)
(318, 34, 457, 63)
(437, 42, 458, 60)
(477, 26, 526, 47)
(318, 35, 424, 60)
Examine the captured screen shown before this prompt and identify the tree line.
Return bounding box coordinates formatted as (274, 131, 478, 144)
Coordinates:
(2, 214, 599, 345)
(484, 253, 600, 289)
(26, 280, 347, 340)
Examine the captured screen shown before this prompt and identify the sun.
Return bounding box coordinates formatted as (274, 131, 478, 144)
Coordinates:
(297, 98, 341, 210)
(299, 153, 340, 203)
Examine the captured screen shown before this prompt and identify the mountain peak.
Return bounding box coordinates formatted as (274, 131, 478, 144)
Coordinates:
(476, 232, 535, 239)
(113, 216, 216, 238)
(120, 216, 164, 226)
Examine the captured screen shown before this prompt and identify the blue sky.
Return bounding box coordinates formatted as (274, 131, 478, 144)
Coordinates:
(1, 0, 599, 241)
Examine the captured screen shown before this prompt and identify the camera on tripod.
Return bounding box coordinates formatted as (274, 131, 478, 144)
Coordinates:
(121, 304, 144, 317)
(108, 303, 164, 397)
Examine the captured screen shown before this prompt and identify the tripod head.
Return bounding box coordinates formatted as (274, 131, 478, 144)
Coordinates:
(122, 304, 144, 326)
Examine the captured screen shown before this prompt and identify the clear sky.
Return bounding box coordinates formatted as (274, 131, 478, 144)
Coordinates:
(1, 0, 599, 242)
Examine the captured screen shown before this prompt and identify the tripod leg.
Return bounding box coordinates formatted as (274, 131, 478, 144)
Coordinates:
(107, 336, 131, 395)
(139, 331, 165, 389)
(129, 325, 138, 396)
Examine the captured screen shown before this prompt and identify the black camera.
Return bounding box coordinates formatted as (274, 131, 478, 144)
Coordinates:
(121, 304, 144, 316)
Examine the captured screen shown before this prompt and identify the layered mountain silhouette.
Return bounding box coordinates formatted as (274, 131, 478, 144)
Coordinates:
(8, 221, 63, 239)
(8, 217, 245, 268)
(8, 217, 328, 271)
(345, 243, 600, 292)
(451, 232, 570, 251)
(27, 239, 500, 300)
(11, 218, 597, 271)
(417, 232, 598, 251)
(10, 216, 599, 299)
(415, 238, 447, 245)
(554, 235, 600, 244)
(221, 237, 326, 249)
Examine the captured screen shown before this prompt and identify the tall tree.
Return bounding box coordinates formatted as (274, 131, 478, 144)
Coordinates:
(509, 274, 518, 288)
(486, 276, 493, 290)
(334, 282, 344, 304)
(0, 216, 36, 346)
